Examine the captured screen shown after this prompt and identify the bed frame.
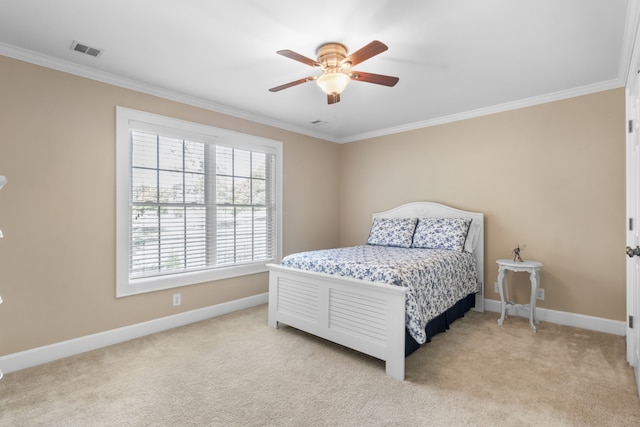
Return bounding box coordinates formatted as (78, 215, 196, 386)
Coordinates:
(267, 202, 484, 380)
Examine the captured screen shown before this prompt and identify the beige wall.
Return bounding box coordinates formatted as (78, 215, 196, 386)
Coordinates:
(0, 54, 627, 357)
(0, 56, 340, 355)
(339, 88, 626, 321)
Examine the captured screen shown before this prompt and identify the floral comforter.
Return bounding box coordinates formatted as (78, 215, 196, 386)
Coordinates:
(280, 245, 479, 344)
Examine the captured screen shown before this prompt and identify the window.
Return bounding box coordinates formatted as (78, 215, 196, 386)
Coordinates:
(116, 107, 282, 297)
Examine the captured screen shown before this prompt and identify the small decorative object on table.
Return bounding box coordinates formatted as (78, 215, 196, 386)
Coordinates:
(513, 243, 525, 262)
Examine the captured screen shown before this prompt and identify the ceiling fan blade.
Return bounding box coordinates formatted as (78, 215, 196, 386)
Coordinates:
(350, 71, 399, 87)
(327, 93, 340, 104)
(269, 76, 316, 92)
(276, 50, 322, 67)
(342, 40, 388, 67)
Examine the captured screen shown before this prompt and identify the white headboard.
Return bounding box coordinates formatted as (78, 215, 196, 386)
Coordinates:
(372, 201, 485, 311)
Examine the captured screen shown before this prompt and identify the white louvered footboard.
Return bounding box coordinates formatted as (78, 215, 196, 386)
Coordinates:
(268, 201, 484, 381)
(268, 264, 407, 380)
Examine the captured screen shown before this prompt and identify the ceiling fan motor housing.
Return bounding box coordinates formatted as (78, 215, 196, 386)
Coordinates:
(316, 43, 349, 70)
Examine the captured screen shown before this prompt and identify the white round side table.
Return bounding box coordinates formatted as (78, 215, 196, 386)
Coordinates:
(496, 259, 543, 332)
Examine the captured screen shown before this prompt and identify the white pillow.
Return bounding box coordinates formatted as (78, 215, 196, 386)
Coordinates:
(464, 222, 480, 253)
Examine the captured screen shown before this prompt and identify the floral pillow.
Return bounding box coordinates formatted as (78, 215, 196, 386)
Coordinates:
(411, 217, 472, 252)
(367, 217, 418, 248)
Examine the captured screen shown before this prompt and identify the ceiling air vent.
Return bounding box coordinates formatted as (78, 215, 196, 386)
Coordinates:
(70, 40, 103, 58)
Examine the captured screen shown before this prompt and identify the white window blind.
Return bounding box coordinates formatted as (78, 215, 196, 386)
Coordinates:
(116, 107, 282, 297)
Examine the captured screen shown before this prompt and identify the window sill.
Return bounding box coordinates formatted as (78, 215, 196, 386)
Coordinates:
(116, 262, 272, 297)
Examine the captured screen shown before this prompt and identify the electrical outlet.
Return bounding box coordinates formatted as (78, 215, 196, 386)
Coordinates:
(494, 282, 500, 293)
(536, 288, 545, 300)
(173, 293, 181, 306)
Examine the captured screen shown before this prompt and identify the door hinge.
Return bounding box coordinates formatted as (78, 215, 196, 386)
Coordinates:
(630, 120, 635, 133)
(630, 218, 634, 231)
(630, 315, 634, 329)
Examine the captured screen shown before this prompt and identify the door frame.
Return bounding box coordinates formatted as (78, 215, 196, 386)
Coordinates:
(626, 4, 640, 397)
(626, 71, 640, 396)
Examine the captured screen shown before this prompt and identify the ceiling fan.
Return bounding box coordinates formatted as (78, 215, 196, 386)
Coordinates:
(269, 40, 399, 104)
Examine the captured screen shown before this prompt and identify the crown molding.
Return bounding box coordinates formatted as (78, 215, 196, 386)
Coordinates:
(0, 42, 333, 142)
(0, 41, 630, 145)
(336, 78, 625, 143)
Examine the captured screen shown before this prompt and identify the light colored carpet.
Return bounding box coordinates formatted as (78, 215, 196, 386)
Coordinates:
(1, 304, 639, 426)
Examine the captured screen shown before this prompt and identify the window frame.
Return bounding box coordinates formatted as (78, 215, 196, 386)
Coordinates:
(116, 106, 282, 297)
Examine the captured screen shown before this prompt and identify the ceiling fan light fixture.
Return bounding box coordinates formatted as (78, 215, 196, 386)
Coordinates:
(271, 40, 397, 104)
(316, 71, 350, 95)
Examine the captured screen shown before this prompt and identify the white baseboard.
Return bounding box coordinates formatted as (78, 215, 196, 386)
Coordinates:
(484, 298, 626, 336)
(0, 294, 625, 375)
(0, 293, 268, 374)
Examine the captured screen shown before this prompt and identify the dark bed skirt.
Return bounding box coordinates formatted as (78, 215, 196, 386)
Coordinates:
(405, 292, 476, 356)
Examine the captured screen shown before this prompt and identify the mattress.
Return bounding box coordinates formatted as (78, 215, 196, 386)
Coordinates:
(280, 245, 479, 344)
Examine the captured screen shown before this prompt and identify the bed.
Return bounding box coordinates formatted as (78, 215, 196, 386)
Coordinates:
(267, 201, 484, 380)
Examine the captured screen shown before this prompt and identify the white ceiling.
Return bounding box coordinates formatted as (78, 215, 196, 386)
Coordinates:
(0, 0, 638, 143)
